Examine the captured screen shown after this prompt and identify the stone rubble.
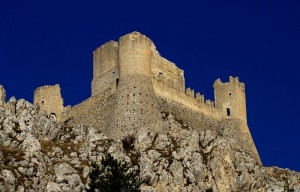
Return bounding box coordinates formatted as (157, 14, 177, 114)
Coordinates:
(0, 94, 299, 191)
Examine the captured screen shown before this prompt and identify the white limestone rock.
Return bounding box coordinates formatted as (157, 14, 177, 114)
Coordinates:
(0, 170, 16, 192)
(22, 134, 41, 153)
(135, 131, 155, 152)
(0, 85, 6, 106)
(54, 163, 76, 183)
(45, 182, 63, 192)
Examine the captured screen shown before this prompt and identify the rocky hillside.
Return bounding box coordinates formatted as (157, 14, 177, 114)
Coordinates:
(0, 96, 299, 192)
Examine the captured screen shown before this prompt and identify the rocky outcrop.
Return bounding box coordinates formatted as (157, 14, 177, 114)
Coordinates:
(0, 95, 299, 191)
(0, 85, 5, 107)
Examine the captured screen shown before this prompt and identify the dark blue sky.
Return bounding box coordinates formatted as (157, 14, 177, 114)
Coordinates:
(1, 1, 300, 171)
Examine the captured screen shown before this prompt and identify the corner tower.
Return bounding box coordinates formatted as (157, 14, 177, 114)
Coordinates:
(213, 76, 247, 122)
(214, 76, 261, 165)
(34, 84, 64, 121)
(107, 32, 165, 139)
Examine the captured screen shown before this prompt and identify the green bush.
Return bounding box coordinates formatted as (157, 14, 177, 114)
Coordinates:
(87, 153, 141, 192)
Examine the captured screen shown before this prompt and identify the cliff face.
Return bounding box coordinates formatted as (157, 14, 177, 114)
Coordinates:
(0, 97, 299, 192)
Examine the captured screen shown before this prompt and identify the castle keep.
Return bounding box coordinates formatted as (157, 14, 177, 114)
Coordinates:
(33, 32, 261, 165)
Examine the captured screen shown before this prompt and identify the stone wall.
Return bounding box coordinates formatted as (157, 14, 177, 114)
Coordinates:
(157, 96, 219, 132)
(153, 78, 221, 119)
(0, 85, 6, 107)
(34, 85, 64, 121)
(63, 88, 115, 133)
(151, 51, 185, 92)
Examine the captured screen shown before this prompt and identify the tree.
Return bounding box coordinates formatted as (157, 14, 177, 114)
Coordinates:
(87, 153, 141, 192)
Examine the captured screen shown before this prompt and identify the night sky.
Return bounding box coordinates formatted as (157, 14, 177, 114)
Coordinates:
(1, 1, 299, 171)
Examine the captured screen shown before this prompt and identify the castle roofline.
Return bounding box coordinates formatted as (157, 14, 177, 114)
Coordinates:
(213, 76, 244, 87)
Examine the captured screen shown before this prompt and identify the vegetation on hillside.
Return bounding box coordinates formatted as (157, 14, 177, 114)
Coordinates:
(87, 153, 141, 192)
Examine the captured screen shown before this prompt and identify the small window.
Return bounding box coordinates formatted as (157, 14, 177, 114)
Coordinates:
(42, 101, 44, 104)
(116, 78, 120, 87)
(229, 93, 232, 96)
(226, 108, 231, 116)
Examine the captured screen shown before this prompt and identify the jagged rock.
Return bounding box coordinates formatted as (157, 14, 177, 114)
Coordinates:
(54, 163, 76, 182)
(1, 170, 15, 185)
(0, 98, 300, 191)
(153, 134, 171, 151)
(199, 129, 216, 148)
(0, 85, 5, 107)
(16, 185, 25, 192)
(170, 160, 184, 185)
(0, 170, 16, 192)
(46, 182, 63, 192)
(22, 134, 41, 153)
(82, 166, 89, 178)
(135, 131, 154, 152)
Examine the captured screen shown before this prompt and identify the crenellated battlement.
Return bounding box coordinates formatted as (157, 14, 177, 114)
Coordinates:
(214, 76, 245, 90)
(152, 77, 220, 120)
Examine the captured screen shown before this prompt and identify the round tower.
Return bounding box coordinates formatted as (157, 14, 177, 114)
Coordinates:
(213, 76, 247, 122)
(118, 31, 152, 78)
(34, 84, 64, 121)
(107, 32, 165, 139)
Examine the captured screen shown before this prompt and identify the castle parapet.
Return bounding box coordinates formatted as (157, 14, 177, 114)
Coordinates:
(205, 99, 214, 107)
(196, 92, 204, 103)
(186, 88, 194, 97)
(152, 73, 220, 118)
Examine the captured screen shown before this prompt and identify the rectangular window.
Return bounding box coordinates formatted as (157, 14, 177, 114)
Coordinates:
(116, 78, 120, 87)
(226, 108, 231, 116)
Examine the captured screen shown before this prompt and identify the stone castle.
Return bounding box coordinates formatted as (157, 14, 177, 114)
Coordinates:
(27, 32, 261, 165)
